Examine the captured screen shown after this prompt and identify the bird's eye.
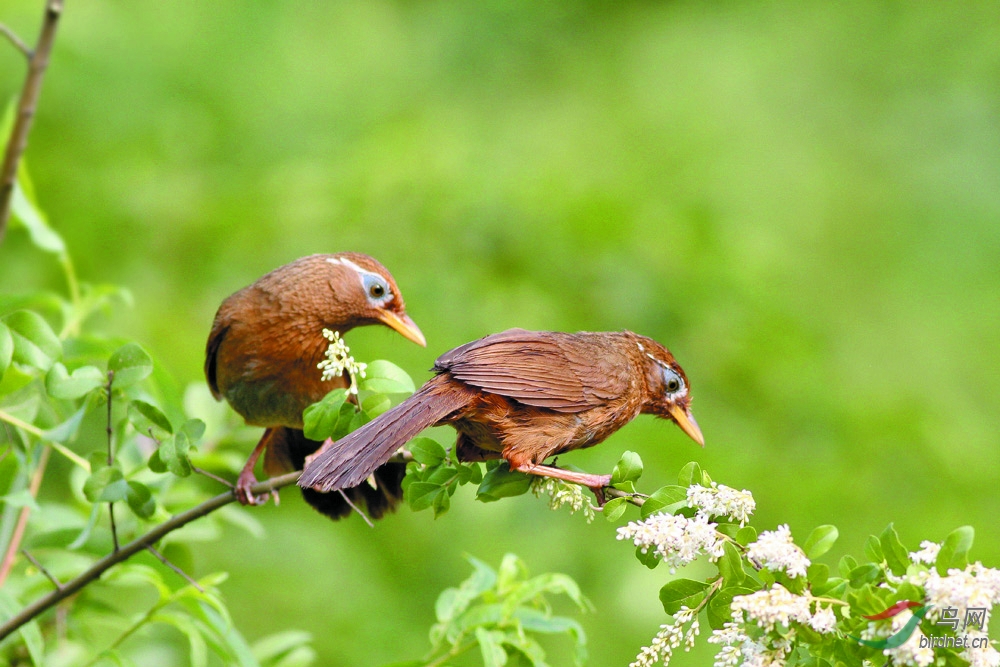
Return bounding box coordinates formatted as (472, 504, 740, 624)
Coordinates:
(662, 368, 683, 394)
(362, 274, 392, 303)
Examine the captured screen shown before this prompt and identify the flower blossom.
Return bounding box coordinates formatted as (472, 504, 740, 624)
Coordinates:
(531, 477, 595, 522)
(687, 482, 756, 526)
(630, 606, 699, 667)
(746, 524, 810, 578)
(317, 328, 367, 393)
(908, 540, 941, 566)
(617, 512, 725, 572)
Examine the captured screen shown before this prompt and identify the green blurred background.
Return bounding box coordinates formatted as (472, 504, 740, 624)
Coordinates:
(2, 1, 999, 664)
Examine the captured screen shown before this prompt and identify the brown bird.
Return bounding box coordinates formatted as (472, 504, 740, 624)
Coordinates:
(205, 252, 425, 518)
(299, 329, 703, 497)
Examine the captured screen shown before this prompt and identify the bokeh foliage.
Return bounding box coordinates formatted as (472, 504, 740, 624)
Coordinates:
(1, 0, 999, 664)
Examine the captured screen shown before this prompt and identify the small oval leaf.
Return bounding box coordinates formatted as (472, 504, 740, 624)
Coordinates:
(4, 310, 62, 371)
(108, 342, 153, 389)
(360, 360, 415, 395)
(803, 525, 839, 560)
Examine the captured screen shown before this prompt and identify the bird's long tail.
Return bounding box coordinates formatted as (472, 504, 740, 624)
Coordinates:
(299, 374, 471, 492)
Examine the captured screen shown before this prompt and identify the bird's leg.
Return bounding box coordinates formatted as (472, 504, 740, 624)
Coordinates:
(237, 431, 278, 506)
(512, 462, 613, 506)
(303, 437, 335, 468)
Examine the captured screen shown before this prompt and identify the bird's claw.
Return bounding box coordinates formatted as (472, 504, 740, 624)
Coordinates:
(235, 470, 270, 506)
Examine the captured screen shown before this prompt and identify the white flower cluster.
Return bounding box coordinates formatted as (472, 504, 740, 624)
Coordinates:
(732, 584, 838, 634)
(710, 585, 838, 667)
(617, 512, 725, 572)
(630, 606, 699, 667)
(687, 482, 756, 526)
(921, 562, 1000, 626)
(708, 620, 792, 667)
(317, 328, 367, 393)
(908, 540, 941, 565)
(530, 477, 596, 523)
(745, 525, 811, 578)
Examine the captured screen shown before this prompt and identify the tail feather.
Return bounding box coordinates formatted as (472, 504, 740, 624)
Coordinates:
(299, 375, 469, 492)
(264, 426, 406, 521)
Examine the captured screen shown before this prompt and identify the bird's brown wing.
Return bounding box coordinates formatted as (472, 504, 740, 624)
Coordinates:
(204, 320, 229, 400)
(433, 329, 628, 413)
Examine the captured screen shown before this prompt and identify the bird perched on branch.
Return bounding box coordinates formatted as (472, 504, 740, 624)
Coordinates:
(299, 328, 703, 498)
(205, 252, 425, 519)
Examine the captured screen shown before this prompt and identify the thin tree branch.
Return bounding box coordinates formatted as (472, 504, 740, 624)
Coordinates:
(0, 0, 64, 242)
(0, 445, 51, 586)
(337, 489, 374, 528)
(0, 23, 32, 58)
(0, 470, 301, 642)
(191, 466, 234, 489)
(20, 549, 62, 590)
(145, 545, 202, 593)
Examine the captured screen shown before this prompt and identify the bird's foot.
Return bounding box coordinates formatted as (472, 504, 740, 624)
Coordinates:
(235, 469, 276, 506)
(303, 437, 335, 469)
(513, 463, 612, 506)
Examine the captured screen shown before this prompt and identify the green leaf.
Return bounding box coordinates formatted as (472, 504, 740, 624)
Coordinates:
(476, 462, 532, 502)
(735, 525, 758, 547)
(42, 405, 88, 443)
(83, 466, 130, 503)
(838, 555, 858, 579)
(20, 619, 45, 667)
(251, 630, 313, 665)
(302, 389, 349, 440)
(707, 586, 755, 630)
(149, 421, 201, 477)
(360, 360, 415, 394)
(45, 362, 105, 399)
(475, 627, 508, 667)
(807, 563, 830, 587)
(879, 523, 910, 576)
(432, 486, 451, 517)
(936, 526, 974, 574)
(803, 525, 839, 560)
(408, 437, 446, 466)
(677, 461, 703, 487)
(1, 489, 41, 512)
(635, 545, 660, 570)
(126, 481, 156, 519)
(848, 564, 881, 588)
(863, 535, 883, 563)
(361, 392, 392, 419)
(3, 310, 62, 371)
(640, 485, 687, 518)
(602, 497, 628, 522)
(108, 342, 154, 389)
(659, 578, 709, 614)
(10, 175, 65, 254)
(406, 482, 443, 512)
(128, 399, 174, 439)
(0, 321, 13, 380)
(719, 541, 746, 586)
(611, 451, 642, 485)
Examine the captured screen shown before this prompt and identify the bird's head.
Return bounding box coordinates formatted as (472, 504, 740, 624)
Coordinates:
(635, 335, 704, 447)
(315, 253, 426, 347)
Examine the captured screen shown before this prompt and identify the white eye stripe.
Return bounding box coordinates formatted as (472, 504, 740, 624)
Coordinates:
(327, 257, 394, 300)
(325, 256, 366, 274)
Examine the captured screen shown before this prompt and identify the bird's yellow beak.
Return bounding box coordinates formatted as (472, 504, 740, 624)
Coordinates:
(668, 404, 705, 447)
(378, 310, 426, 347)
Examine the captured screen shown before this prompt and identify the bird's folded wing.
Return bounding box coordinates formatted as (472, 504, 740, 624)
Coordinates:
(433, 329, 627, 412)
